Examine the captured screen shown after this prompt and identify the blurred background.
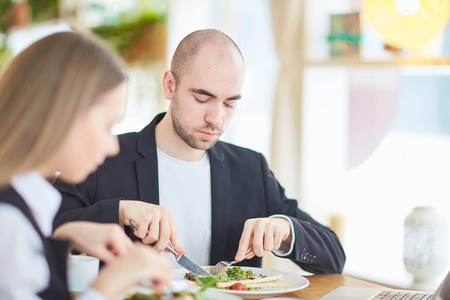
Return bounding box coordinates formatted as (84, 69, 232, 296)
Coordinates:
(1, 0, 449, 292)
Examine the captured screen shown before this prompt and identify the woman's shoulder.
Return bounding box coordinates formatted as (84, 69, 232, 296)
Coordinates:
(0, 203, 39, 235)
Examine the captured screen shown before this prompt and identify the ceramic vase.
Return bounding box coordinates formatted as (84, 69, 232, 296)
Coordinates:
(403, 206, 449, 284)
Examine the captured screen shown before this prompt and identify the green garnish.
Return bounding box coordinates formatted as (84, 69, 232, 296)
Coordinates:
(185, 266, 263, 291)
(226, 266, 254, 280)
(194, 276, 219, 291)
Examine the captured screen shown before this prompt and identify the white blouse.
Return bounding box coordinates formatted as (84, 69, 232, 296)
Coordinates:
(0, 171, 106, 300)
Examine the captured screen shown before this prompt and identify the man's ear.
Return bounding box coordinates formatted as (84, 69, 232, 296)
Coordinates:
(163, 70, 176, 100)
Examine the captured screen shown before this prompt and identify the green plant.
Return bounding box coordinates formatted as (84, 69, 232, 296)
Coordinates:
(90, 1, 167, 63)
(0, 1, 12, 33)
(91, 12, 165, 57)
(28, 0, 59, 22)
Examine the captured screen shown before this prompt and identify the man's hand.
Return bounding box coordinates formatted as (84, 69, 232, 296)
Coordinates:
(53, 221, 133, 263)
(235, 217, 292, 261)
(119, 200, 185, 254)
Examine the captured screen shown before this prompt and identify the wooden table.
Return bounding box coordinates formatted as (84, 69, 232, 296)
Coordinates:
(72, 274, 388, 299)
(283, 274, 388, 300)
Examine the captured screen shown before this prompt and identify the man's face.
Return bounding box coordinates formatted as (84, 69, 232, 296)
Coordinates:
(169, 46, 245, 150)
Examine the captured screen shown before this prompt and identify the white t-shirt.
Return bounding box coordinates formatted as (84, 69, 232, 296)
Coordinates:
(157, 149, 212, 266)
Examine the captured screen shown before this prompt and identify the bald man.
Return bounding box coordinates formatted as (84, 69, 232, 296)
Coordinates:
(54, 29, 345, 274)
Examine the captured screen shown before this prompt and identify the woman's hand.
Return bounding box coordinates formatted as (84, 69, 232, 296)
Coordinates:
(53, 221, 133, 263)
(54, 222, 172, 299)
(91, 243, 172, 299)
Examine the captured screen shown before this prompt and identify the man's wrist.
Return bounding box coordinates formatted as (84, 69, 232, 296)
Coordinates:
(269, 214, 296, 257)
(118, 199, 126, 224)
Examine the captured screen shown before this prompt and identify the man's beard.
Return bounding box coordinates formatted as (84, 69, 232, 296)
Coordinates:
(171, 94, 221, 150)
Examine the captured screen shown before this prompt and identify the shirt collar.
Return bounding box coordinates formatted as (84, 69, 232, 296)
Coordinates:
(11, 171, 61, 237)
(156, 148, 210, 165)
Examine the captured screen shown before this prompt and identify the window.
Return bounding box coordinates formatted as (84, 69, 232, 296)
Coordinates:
(301, 66, 450, 289)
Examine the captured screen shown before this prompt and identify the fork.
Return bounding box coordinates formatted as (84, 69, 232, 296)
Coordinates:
(210, 250, 255, 275)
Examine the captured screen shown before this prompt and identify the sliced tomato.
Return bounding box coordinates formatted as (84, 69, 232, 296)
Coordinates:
(227, 282, 248, 291)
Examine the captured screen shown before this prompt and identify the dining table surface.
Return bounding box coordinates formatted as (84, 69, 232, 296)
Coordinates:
(70, 273, 391, 299)
(282, 273, 389, 300)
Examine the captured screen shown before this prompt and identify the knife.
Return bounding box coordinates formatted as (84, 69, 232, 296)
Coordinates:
(130, 220, 212, 276)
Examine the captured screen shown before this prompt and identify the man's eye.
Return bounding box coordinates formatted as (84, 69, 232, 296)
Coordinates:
(195, 98, 208, 103)
(224, 101, 237, 108)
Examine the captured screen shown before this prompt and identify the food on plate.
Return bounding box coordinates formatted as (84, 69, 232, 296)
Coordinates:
(227, 282, 248, 291)
(184, 266, 294, 291)
(124, 290, 210, 300)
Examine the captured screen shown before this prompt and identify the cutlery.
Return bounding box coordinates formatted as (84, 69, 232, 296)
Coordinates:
(210, 250, 255, 275)
(130, 220, 211, 276)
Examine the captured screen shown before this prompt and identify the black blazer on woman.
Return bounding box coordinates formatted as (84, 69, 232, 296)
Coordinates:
(54, 113, 346, 274)
(0, 187, 71, 300)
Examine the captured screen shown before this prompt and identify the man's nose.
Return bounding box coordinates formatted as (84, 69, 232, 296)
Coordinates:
(205, 102, 223, 127)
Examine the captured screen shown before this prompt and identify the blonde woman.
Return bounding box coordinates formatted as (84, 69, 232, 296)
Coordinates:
(0, 32, 171, 299)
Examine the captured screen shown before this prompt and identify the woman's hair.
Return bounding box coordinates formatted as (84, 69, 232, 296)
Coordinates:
(0, 31, 126, 185)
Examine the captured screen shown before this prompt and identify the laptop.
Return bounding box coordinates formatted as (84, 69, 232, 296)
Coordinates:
(320, 270, 450, 300)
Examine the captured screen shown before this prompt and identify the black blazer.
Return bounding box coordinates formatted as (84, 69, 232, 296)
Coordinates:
(54, 113, 345, 274)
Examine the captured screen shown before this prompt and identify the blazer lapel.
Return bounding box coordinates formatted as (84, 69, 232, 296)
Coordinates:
(209, 144, 232, 264)
(135, 113, 165, 205)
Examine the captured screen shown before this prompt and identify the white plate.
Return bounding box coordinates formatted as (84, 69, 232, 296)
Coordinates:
(119, 286, 242, 300)
(174, 266, 309, 299)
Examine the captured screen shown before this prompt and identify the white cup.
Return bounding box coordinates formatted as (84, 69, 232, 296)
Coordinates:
(67, 254, 99, 293)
